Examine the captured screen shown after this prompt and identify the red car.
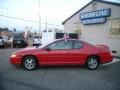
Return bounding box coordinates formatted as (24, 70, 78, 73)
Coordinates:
(9, 39, 113, 70)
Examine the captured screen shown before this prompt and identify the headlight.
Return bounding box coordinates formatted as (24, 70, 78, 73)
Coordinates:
(10, 52, 17, 57)
(11, 54, 17, 57)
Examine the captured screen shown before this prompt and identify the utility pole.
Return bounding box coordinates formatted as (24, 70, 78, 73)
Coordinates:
(38, 0, 42, 46)
(45, 20, 47, 31)
(38, 0, 41, 35)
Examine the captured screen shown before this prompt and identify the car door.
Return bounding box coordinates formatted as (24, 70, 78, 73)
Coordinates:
(39, 40, 73, 65)
(66, 40, 86, 64)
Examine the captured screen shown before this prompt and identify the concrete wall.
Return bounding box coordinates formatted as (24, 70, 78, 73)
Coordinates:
(64, 1, 120, 56)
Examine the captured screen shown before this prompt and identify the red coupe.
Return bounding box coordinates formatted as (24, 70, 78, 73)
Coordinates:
(9, 39, 113, 70)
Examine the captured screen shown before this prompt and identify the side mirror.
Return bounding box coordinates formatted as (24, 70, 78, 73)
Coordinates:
(45, 47, 51, 51)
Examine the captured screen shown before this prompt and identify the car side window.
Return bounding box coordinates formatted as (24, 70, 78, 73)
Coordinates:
(73, 41, 83, 49)
(48, 40, 73, 50)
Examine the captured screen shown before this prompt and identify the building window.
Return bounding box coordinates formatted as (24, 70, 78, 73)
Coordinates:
(109, 19, 120, 38)
(73, 23, 82, 35)
(92, 3, 97, 11)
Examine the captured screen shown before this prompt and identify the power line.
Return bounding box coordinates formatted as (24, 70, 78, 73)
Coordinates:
(0, 14, 39, 23)
(0, 7, 35, 15)
(0, 14, 63, 27)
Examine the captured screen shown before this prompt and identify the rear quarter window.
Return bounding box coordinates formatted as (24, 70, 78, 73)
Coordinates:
(73, 41, 83, 49)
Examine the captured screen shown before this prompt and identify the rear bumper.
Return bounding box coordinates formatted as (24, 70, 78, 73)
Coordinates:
(13, 43, 26, 46)
(101, 55, 113, 64)
(13, 40, 27, 47)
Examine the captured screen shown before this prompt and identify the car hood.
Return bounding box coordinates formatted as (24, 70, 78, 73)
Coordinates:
(15, 47, 38, 55)
(20, 47, 36, 51)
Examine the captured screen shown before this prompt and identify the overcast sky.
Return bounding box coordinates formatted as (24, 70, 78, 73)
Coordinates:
(0, 0, 120, 32)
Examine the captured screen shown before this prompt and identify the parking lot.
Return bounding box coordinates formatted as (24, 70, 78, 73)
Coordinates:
(0, 47, 120, 90)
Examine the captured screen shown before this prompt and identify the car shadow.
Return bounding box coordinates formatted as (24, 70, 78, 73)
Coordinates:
(39, 65, 85, 71)
(13, 65, 85, 71)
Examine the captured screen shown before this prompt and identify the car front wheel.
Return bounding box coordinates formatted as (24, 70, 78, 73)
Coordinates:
(22, 56, 38, 70)
(86, 56, 99, 70)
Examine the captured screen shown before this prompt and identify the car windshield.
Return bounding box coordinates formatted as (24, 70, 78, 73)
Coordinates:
(0, 36, 2, 39)
(37, 40, 55, 49)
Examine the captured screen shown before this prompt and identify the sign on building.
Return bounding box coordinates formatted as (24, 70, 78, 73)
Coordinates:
(80, 8, 111, 25)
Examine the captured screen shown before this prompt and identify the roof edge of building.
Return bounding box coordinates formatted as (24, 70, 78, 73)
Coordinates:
(61, 0, 120, 25)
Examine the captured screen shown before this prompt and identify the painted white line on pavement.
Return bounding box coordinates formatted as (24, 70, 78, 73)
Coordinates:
(102, 58, 120, 66)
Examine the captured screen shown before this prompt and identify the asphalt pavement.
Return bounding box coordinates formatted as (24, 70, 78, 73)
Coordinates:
(0, 47, 120, 90)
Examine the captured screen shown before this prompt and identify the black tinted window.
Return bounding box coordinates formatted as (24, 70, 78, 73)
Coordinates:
(73, 41, 83, 49)
(48, 40, 73, 50)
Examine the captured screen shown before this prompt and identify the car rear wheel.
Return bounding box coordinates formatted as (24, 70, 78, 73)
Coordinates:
(23, 56, 38, 70)
(86, 56, 99, 70)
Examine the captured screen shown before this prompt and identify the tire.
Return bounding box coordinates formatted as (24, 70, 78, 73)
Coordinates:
(3, 43, 7, 48)
(22, 56, 38, 70)
(13, 45, 16, 48)
(2, 45, 4, 48)
(86, 56, 99, 70)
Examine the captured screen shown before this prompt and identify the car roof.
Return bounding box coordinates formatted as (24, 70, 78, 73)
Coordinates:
(54, 39, 94, 47)
(55, 38, 82, 42)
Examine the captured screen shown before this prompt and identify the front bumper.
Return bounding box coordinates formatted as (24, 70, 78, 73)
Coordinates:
(9, 55, 22, 65)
